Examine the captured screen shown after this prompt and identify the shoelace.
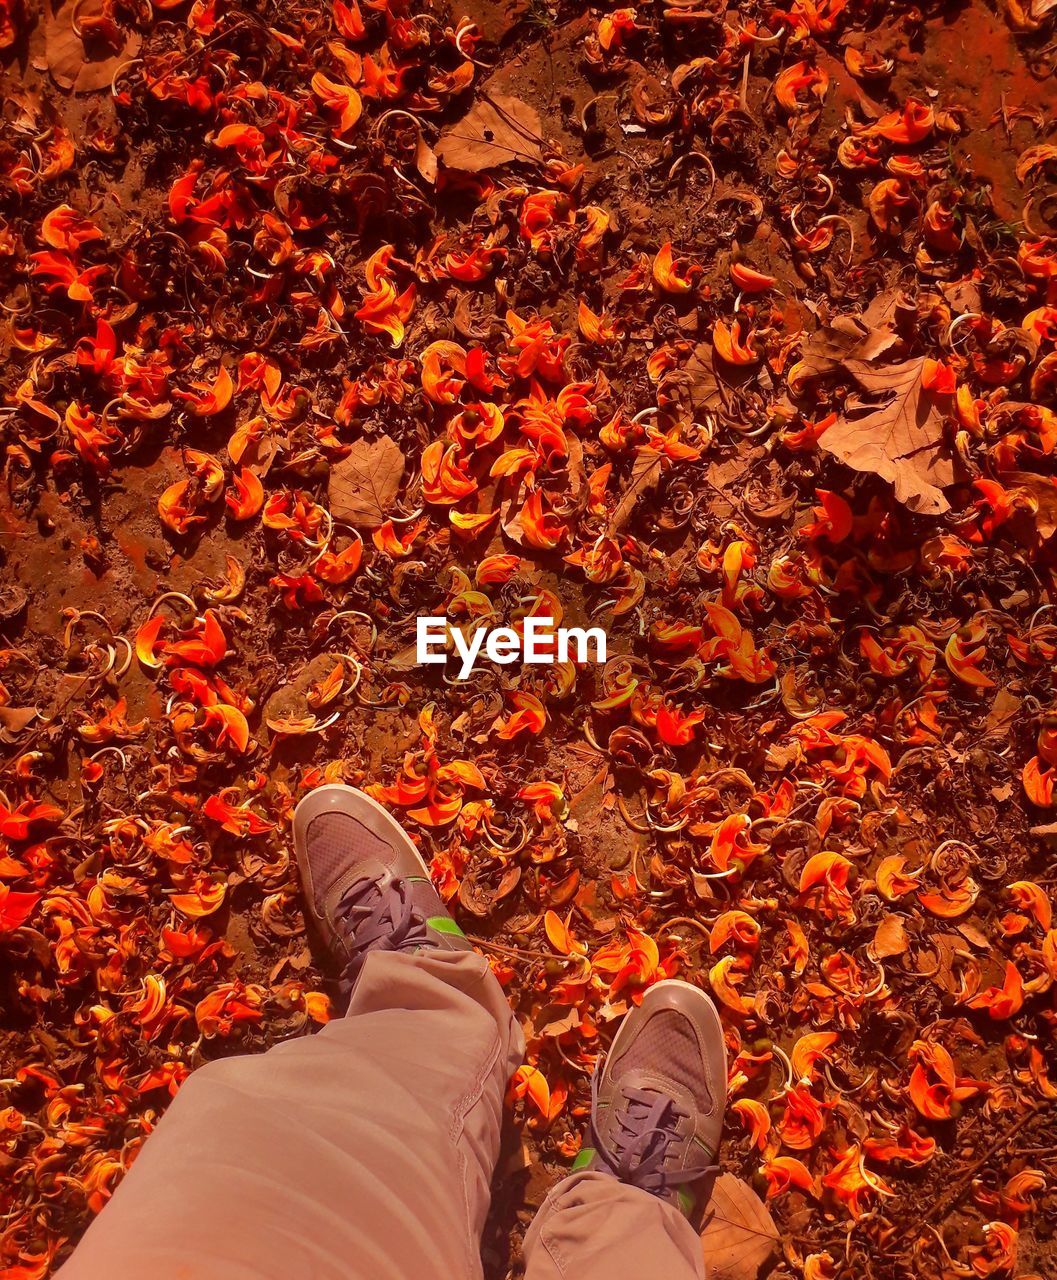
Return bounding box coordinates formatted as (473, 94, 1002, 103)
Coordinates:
(334, 872, 431, 984)
(590, 1070, 719, 1195)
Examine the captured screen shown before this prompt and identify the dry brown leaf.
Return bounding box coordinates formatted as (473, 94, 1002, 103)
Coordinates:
(685, 344, 726, 414)
(941, 279, 982, 314)
(415, 132, 438, 184)
(986, 688, 1022, 733)
(0, 706, 40, 741)
(707, 456, 750, 493)
(821, 356, 955, 515)
(328, 434, 406, 528)
(700, 1173, 779, 1280)
(436, 93, 543, 172)
(45, 0, 141, 93)
(860, 288, 912, 335)
(870, 913, 908, 959)
(957, 921, 992, 949)
(766, 739, 803, 771)
(608, 446, 666, 534)
(790, 308, 901, 390)
(533, 1004, 582, 1038)
(927, 933, 970, 994)
(790, 318, 870, 384)
(566, 434, 586, 504)
(499, 478, 531, 546)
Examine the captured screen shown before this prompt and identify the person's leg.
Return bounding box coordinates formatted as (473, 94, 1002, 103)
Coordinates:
(57, 786, 524, 1280)
(523, 979, 725, 1280)
(523, 1171, 705, 1280)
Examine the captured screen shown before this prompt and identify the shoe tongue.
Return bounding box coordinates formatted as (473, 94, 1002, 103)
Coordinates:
(329, 858, 472, 973)
(329, 857, 391, 922)
(593, 1076, 686, 1173)
(591, 1088, 686, 1204)
(333, 862, 431, 962)
(332, 858, 447, 936)
(619, 1070, 685, 1111)
(619, 1079, 683, 1135)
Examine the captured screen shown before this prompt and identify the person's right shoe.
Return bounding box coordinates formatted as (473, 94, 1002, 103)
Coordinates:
(575, 979, 727, 1223)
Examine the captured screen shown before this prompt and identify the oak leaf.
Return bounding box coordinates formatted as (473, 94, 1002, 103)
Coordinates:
(328, 434, 406, 529)
(821, 356, 955, 515)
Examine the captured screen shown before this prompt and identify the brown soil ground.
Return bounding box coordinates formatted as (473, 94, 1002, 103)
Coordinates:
(1, 0, 1056, 1277)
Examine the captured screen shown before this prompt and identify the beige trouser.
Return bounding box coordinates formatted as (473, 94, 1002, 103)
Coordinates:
(57, 951, 704, 1280)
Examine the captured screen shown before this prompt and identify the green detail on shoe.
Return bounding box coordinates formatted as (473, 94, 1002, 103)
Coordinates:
(570, 1146, 696, 1217)
(426, 915, 465, 937)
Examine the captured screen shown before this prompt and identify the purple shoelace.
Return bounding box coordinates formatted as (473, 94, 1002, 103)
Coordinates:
(334, 873, 431, 983)
(590, 1070, 718, 1195)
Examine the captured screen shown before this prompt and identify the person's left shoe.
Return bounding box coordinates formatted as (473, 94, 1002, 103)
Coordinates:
(292, 784, 472, 986)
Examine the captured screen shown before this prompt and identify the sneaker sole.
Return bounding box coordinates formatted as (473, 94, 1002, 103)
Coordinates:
(292, 783, 432, 883)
